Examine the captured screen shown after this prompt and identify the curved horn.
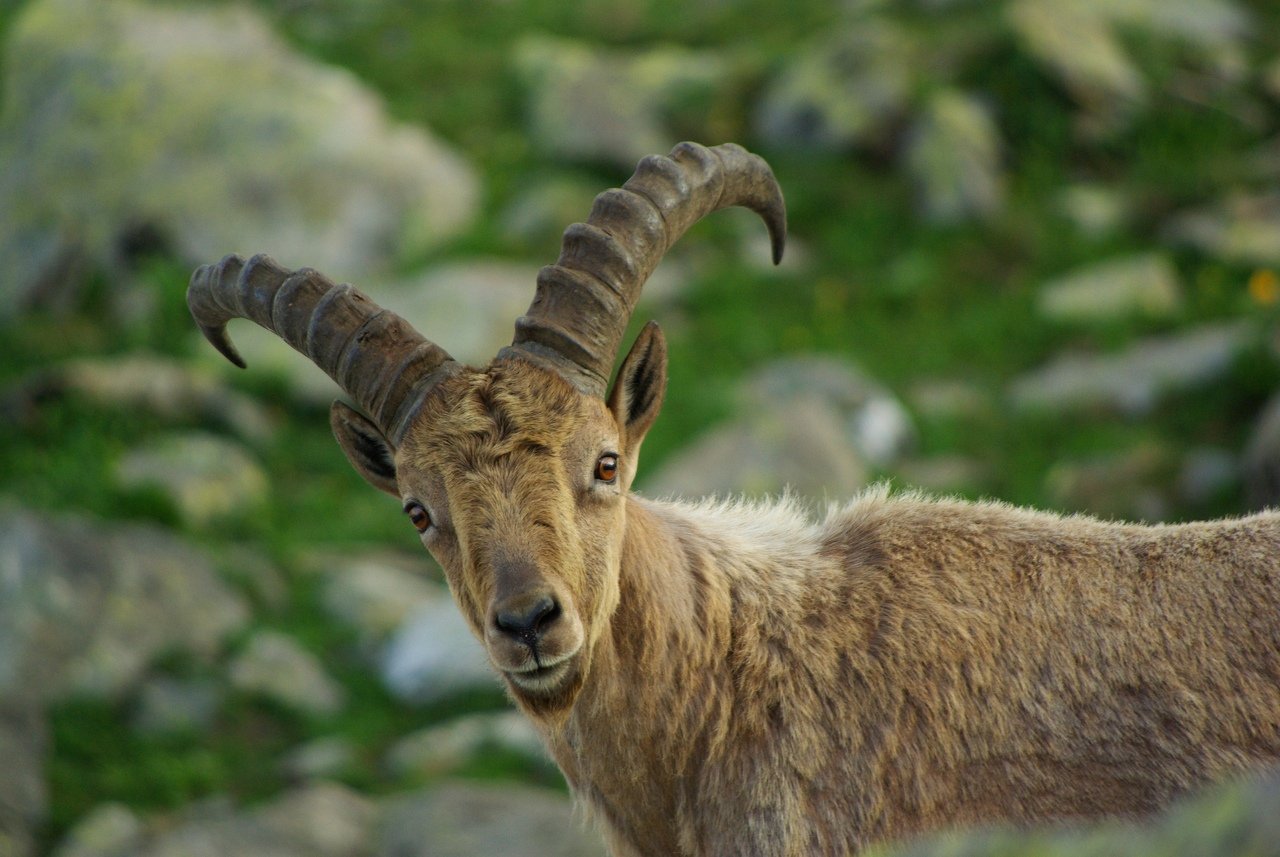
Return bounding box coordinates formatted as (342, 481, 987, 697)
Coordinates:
(500, 141, 786, 397)
(187, 254, 458, 444)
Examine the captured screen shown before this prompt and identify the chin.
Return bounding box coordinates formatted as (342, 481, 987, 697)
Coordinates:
(504, 654, 586, 717)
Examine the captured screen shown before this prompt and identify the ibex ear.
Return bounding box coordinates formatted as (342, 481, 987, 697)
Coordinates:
(608, 321, 667, 449)
(330, 401, 399, 497)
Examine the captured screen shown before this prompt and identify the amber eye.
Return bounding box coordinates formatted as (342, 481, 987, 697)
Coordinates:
(404, 502, 431, 533)
(595, 453, 619, 484)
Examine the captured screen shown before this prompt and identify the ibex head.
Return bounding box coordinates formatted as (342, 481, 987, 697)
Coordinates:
(189, 142, 785, 715)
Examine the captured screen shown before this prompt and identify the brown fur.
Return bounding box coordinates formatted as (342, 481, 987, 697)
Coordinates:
(355, 353, 1280, 856)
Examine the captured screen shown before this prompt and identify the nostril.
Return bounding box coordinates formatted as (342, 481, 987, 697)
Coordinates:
(537, 598, 561, 630)
(495, 594, 560, 639)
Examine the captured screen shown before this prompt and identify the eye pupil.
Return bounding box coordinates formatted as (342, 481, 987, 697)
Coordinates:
(405, 503, 431, 533)
(596, 454, 619, 482)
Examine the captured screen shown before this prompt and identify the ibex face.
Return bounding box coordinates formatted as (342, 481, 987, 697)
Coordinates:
(188, 142, 784, 713)
(381, 333, 663, 710)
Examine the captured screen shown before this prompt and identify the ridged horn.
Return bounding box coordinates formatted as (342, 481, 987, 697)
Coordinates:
(499, 141, 786, 398)
(187, 253, 459, 445)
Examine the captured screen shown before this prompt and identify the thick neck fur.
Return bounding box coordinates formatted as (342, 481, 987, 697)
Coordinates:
(532, 486, 1280, 856)
(546, 493, 816, 854)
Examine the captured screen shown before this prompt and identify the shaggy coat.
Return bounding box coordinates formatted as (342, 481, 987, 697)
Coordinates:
(373, 355, 1280, 856)
(555, 489, 1280, 854)
(189, 141, 1280, 855)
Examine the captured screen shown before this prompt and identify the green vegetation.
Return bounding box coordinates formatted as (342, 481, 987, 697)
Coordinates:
(2, 0, 1278, 846)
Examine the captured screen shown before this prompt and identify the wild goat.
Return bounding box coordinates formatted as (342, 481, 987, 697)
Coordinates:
(189, 142, 1280, 855)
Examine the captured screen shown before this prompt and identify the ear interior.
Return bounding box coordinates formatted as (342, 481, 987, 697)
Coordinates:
(608, 321, 668, 449)
(330, 401, 399, 496)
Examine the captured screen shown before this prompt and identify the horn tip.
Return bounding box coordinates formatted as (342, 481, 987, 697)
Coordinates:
(201, 325, 248, 369)
(766, 201, 786, 265)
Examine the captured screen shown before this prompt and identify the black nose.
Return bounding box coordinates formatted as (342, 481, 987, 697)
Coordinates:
(494, 594, 561, 641)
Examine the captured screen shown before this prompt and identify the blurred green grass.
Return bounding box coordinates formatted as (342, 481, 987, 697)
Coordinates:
(2, 0, 1279, 844)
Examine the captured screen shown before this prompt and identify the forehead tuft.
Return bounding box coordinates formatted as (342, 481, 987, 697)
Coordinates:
(408, 359, 599, 455)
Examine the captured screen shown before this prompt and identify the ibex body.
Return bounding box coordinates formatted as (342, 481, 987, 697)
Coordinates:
(189, 143, 1280, 856)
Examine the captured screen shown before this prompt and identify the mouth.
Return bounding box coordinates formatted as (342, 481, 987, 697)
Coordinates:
(504, 652, 575, 694)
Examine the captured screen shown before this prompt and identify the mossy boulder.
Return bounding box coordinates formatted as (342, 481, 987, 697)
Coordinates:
(0, 0, 479, 319)
(876, 768, 1280, 857)
(515, 35, 727, 168)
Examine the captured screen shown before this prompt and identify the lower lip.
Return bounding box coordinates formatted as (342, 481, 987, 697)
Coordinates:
(508, 660, 567, 690)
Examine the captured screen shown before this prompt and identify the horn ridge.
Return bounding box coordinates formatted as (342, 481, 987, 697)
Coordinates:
(507, 141, 787, 397)
(188, 253, 456, 442)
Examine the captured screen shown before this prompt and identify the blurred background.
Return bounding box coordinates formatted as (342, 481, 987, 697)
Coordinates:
(1, 0, 1279, 854)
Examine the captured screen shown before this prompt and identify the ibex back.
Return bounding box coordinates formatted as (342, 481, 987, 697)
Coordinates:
(189, 142, 1280, 856)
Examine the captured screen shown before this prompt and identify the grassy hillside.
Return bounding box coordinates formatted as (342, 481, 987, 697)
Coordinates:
(1, 0, 1278, 848)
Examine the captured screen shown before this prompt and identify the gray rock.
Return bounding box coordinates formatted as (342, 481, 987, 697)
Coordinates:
(754, 20, 915, 151)
(1254, 141, 1280, 185)
(1007, 0, 1146, 129)
(1108, 0, 1251, 52)
(3, 355, 274, 443)
(253, 782, 376, 857)
(1164, 191, 1280, 266)
(1057, 184, 1129, 237)
(191, 321, 349, 406)
(644, 396, 869, 501)
(1244, 392, 1280, 509)
(906, 379, 993, 422)
(304, 552, 496, 706)
(738, 224, 812, 277)
(386, 711, 546, 780)
(904, 89, 1005, 223)
(0, 705, 47, 857)
(124, 783, 375, 857)
(215, 546, 290, 613)
(1008, 322, 1257, 416)
(515, 35, 727, 167)
(1266, 56, 1280, 101)
(645, 356, 915, 500)
(281, 738, 358, 783)
(0, 505, 249, 703)
(115, 432, 269, 527)
(379, 261, 546, 368)
(52, 804, 142, 857)
(740, 357, 916, 466)
(497, 177, 603, 248)
(132, 802, 277, 857)
(376, 782, 605, 857)
(0, 509, 102, 704)
(306, 550, 443, 645)
(1008, 0, 1249, 135)
(1036, 253, 1182, 323)
(0, 0, 478, 320)
(380, 598, 497, 705)
(229, 631, 346, 717)
(886, 765, 1280, 857)
(1178, 447, 1239, 507)
(1045, 443, 1176, 521)
(894, 456, 991, 495)
(131, 677, 222, 736)
(59, 780, 599, 857)
(62, 536, 250, 700)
